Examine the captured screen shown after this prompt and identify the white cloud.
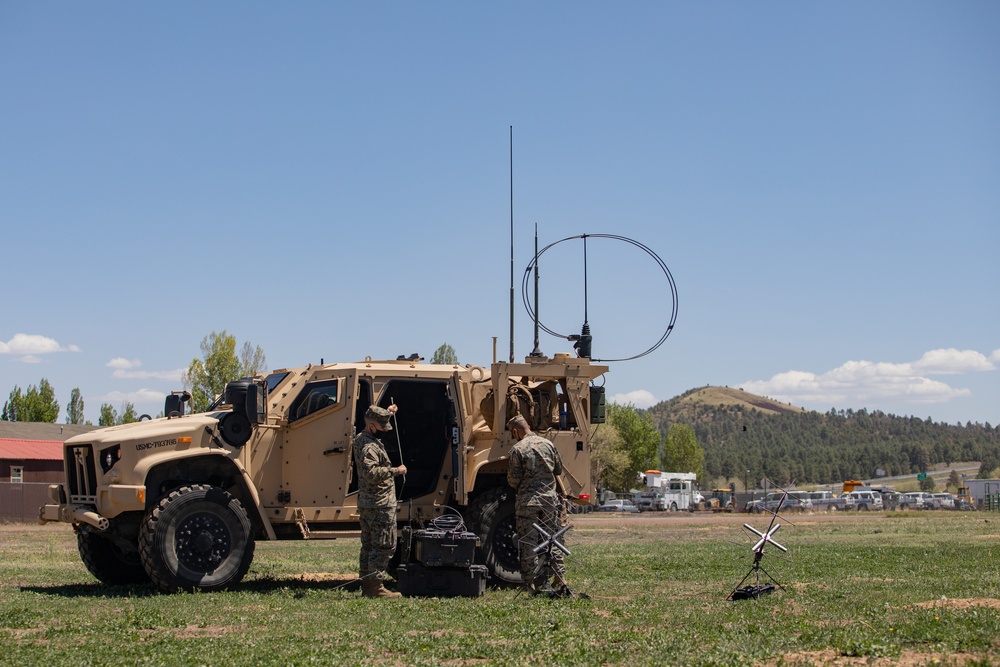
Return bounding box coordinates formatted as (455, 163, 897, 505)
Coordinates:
(107, 357, 141, 370)
(741, 348, 995, 408)
(106, 357, 184, 381)
(100, 388, 167, 406)
(112, 368, 185, 382)
(610, 389, 658, 409)
(910, 348, 994, 375)
(0, 333, 80, 360)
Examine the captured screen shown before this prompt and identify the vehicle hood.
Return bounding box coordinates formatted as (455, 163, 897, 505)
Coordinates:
(64, 414, 223, 446)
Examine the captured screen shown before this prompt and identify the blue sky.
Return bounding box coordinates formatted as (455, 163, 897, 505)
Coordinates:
(2, 2, 998, 427)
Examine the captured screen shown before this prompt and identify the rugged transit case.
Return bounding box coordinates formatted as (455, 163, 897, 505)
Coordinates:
(413, 529, 479, 568)
(396, 563, 487, 598)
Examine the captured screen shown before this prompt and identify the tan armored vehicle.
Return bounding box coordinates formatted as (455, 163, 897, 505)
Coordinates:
(40, 353, 607, 592)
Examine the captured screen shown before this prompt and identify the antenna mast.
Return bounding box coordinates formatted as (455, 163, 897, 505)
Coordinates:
(508, 126, 515, 363)
(529, 223, 544, 358)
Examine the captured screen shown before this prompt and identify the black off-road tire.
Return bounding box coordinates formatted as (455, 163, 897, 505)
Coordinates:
(139, 484, 255, 593)
(465, 486, 522, 588)
(77, 527, 150, 585)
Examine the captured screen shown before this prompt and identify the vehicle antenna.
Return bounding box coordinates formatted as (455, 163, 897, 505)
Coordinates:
(509, 125, 515, 363)
(391, 396, 405, 486)
(529, 223, 544, 358)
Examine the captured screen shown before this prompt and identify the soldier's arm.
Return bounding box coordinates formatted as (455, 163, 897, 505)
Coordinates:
(507, 449, 523, 490)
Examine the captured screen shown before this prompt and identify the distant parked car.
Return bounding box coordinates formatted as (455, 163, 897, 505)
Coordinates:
(806, 491, 854, 512)
(877, 490, 902, 511)
(597, 499, 639, 513)
(634, 491, 667, 512)
(763, 492, 812, 513)
(931, 493, 955, 509)
(745, 499, 766, 514)
(902, 492, 936, 510)
(843, 491, 883, 511)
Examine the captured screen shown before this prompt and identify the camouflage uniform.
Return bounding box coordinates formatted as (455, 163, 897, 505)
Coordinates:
(507, 432, 566, 583)
(354, 426, 399, 582)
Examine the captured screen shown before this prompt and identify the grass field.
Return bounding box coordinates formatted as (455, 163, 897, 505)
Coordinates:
(1, 512, 998, 666)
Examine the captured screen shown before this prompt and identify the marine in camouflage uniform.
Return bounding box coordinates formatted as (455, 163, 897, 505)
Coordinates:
(506, 414, 566, 592)
(354, 405, 406, 598)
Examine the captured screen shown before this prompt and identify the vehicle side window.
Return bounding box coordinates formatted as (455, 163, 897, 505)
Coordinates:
(289, 380, 339, 422)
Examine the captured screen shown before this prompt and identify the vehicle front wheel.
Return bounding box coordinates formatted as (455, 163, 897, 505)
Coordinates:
(78, 527, 150, 585)
(139, 484, 255, 593)
(465, 486, 522, 588)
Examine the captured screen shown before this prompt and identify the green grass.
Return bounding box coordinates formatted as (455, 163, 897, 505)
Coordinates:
(1, 512, 998, 666)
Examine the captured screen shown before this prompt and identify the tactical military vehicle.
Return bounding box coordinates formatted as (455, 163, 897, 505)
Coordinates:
(40, 353, 607, 592)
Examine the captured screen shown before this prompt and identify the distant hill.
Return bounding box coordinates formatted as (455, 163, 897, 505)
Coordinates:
(643, 387, 999, 486)
(649, 386, 807, 420)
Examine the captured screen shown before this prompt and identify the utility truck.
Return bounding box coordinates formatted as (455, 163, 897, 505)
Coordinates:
(39, 353, 608, 592)
(636, 471, 701, 512)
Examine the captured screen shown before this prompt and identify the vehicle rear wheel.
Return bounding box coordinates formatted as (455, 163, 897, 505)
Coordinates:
(858, 503, 869, 511)
(139, 484, 255, 593)
(465, 486, 522, 588)
(78, 527, 150, 585)
(670, 502, 678, 512)
(828, 505, 837, 512)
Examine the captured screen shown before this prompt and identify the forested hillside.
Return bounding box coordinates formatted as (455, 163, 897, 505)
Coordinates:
(645, 387, 1000, 486)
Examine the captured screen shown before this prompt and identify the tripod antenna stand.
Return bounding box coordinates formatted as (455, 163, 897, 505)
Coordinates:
(514, 502, 586, 599)
(727, 491, 790, 601)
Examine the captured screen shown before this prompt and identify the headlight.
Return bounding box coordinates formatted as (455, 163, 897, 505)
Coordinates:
(99, 445, 121, 474)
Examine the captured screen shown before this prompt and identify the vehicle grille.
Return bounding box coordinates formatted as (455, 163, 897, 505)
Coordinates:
(66, 444, 98, 504)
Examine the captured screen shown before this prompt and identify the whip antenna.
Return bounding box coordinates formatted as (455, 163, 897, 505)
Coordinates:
(508, 126, 515, 363)
(529, 224, 544, 358)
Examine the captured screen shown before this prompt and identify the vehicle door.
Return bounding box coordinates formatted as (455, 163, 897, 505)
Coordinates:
(276, 369, 357, 510)
(361, 375, 463, 504)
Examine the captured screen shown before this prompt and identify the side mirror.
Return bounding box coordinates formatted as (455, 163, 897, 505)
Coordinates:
(165, 391, 191, 418)
(224, 378, 266, 426)
(219, 379, 267, 448)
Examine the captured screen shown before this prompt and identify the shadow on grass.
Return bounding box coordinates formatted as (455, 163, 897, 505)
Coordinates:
(19, 582, 160, 598)
(20, 575, 364, 598)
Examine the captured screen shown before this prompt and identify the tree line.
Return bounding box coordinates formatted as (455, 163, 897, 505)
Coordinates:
(2, 378, 144, 427)
(646, 391, 1000, 487)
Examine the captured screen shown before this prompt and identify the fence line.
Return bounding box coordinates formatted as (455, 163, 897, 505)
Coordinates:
(0, 482, 50, 523)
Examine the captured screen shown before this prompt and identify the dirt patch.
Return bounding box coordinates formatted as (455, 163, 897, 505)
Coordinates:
(293, 573, 357, 583)
(760, 648, 986, 666)
(911, 598, 1000, 611)
(172, 624, 232, 639)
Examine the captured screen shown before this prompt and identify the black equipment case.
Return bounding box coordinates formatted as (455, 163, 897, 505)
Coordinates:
(414, 529, 478, 568)
(396, 563, 487, 598)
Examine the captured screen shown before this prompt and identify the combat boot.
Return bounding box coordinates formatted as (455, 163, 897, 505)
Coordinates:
(531, 575, 550, 596)
(362, 579, 402, 598)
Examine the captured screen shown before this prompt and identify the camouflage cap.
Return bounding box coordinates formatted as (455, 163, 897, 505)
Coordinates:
(365, 405, 393, 431)
(506, 414, 529, 432)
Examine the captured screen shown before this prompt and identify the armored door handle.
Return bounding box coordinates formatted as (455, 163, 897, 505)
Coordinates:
(324, 447, 346, 456)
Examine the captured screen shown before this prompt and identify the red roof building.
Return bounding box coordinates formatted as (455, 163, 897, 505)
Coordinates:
(1, 438, 64, 483)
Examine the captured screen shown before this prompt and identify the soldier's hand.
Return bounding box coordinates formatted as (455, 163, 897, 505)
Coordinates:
(387, 404, 398, 414)
(395, 464, 407, 476)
